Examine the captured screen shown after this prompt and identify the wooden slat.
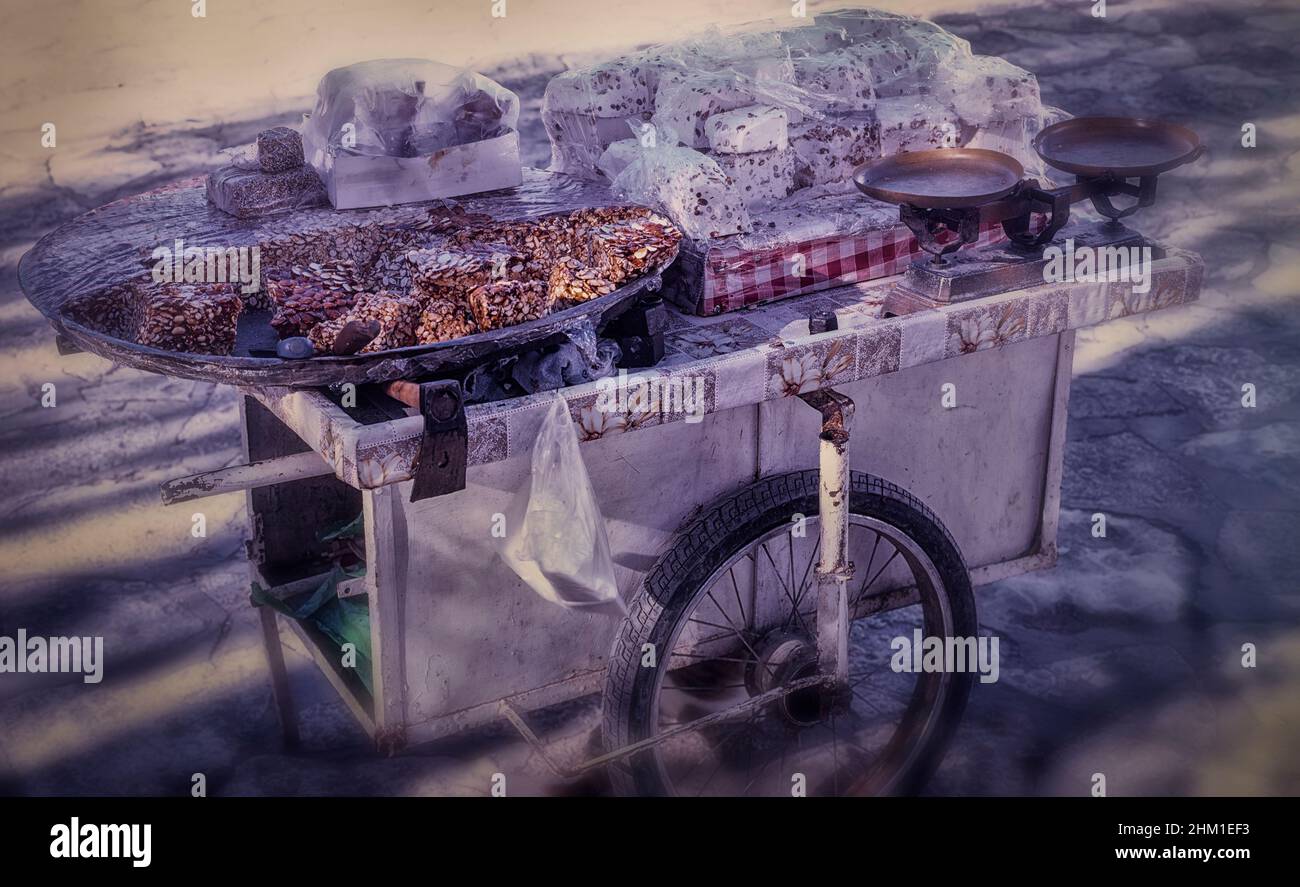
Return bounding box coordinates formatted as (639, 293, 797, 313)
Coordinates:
(160, 451, 334, 504)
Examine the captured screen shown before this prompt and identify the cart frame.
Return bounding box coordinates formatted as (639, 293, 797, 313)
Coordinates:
(163, 231, 1202, 764)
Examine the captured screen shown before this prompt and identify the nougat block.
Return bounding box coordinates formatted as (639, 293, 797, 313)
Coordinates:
(875, 97, 962, 155)
(258, 126, 305, 174)
(713, 148, 797, 210)
(616, 148, 751, 240)
(205, 165, 328, 219)
(649, 72, 757, 149)
(706, 105, 790, 154)
(406, 247, 529, 304)
(789, 114, 881, 189)
(547, 257, 617, 306)
(265, 262, 366, 338)
(63, 282, 141, 340)
(586, 215, 682, 283)
(543, 64, 654, 117)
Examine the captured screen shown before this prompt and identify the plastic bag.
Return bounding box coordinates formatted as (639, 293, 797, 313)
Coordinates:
(611, 145, 753, 241)
(502, 394, 620, 609)
(302, 58, 519, 159)
(300, 58, 523, 208)
(251, 566, 373, 693)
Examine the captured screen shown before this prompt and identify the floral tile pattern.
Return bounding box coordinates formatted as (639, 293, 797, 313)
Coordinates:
(945, 296, 1033, 358)
(764, 335, 856, 398)
(354, 438, 418, 489)
(468, 415, 508, 466)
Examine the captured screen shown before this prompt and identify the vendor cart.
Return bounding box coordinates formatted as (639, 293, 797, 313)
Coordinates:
(19, 120, 1205, 795)
(166, 224, 1202, 797)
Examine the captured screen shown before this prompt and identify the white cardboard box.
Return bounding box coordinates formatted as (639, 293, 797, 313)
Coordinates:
(305, 129, 523, 210)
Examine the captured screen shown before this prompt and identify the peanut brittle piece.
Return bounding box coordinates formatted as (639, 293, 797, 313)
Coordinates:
(467, 279, 553, 332)
(135, 282, 243, 355)
(307, 292, 421, 354)
(547, 257, 616, 306)
(415, 296, 480, 344)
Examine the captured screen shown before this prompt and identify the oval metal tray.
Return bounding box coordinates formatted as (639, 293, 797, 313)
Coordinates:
(853, 148, 1025, 209)
(18, 173, 676, 388)
(1033, 116, 1202, 178)
(48, 273, 665, 388)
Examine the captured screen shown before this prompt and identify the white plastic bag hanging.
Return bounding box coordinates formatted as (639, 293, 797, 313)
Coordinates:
(503, 394, 620, 609)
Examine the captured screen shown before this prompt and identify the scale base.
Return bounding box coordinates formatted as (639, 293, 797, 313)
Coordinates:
(887, 221, 1153, 312)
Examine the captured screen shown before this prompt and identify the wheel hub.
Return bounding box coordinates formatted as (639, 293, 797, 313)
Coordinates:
(745, 632, 826, 727)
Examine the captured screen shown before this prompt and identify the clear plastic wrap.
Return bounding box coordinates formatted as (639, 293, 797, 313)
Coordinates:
(303, 59, 519, 156)
(541, 7, 1062, 312)
(610, 146, 753, 241)
(301, 59, 523, 209)
(540, 8, 1051, 194)
(502, 394, 621, 609)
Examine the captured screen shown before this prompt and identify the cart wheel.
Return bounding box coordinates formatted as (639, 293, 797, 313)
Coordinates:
(603, 469, 976, 797)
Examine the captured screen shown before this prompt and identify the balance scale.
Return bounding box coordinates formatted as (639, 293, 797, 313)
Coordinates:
(853, 116, 1204, 308)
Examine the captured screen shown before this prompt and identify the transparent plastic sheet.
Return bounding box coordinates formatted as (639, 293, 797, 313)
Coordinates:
(502, 394, 621, 609)
(300, 59, 523, 209)
(537, 8, 1069, 313)
(302, 59, 519, 158)
(610, 145, 755, 242)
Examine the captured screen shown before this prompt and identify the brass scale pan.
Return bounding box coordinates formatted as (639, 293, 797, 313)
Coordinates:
(853, 117, 1203, 262)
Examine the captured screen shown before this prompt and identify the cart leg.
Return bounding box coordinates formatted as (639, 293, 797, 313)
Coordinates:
(258, 606, 301, 750)
(798, 388, 856, 688)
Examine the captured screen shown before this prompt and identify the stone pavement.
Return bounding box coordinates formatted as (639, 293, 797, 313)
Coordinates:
(0, 0, 1297, 795)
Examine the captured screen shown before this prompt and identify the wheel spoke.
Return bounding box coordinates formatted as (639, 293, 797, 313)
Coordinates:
(668, 652, 755, 665)
(787, 536, 821, 629)
(851, 685, 887, 718)
(761, 542, 811, 636)
(660, 683, 749, 692)
(688, 615, 753, 636)
(853, 546, 901, 607)
(728, 566, 748, 629)
(704, 589, 767, 669)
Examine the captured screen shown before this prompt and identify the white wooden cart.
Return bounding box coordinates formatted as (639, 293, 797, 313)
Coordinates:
(164, 226, 1202, 796)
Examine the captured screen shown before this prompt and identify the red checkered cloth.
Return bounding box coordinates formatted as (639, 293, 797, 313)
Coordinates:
(667, 219, 1013, 316)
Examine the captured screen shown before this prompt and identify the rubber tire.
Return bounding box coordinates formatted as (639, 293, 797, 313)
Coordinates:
(602, 469, 978, 797)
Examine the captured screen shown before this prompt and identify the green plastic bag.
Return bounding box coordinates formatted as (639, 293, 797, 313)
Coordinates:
(252, 566, 374, 694)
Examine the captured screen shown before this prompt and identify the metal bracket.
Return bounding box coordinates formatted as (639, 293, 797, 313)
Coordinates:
(1002, 179, 1072, 248)
(608, 294, 668, 368)
(900, 204, 982, 267)
(408, 379, 468, 502)
(1084, 173, 1158, 225)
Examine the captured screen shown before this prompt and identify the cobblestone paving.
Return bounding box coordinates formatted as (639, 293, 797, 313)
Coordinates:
(0, 0, 1296, 795)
